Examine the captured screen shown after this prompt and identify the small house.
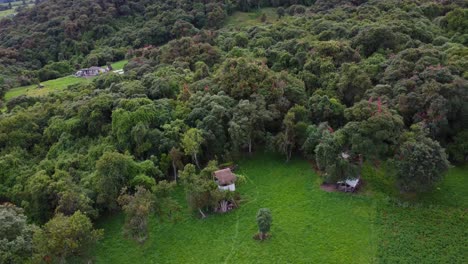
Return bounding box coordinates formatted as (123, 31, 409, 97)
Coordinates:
(214, 168, 236, 191)
(75, 66, 109, 77)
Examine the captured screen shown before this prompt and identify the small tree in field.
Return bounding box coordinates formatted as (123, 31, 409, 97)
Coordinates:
(256, 208, 272, 240)
(117, 186, 153, 243)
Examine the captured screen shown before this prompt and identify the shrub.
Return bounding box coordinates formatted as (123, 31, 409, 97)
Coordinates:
(256, 208, 272, 240)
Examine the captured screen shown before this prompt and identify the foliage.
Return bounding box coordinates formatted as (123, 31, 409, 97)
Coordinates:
(256, 208, 272, 240)
(179, 163, 220, 218)
(0, 0, 466, 261)
(118, 186, 154, 243)
(0, 204, 34, 264)
(33, 211, 103, 263)
(394, 136, 450, 192)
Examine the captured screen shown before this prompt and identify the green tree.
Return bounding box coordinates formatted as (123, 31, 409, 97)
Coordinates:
(275, 105, 309, 162)
(118, 186, 154, 243)
(315, 131, 359, 183)
(33, 211, 103, 263)
(277, 7, 285, 18)
(55, 189, 98, 219)
(256, 208, 272, 240)
(179, 164, 219, 218)
(181, 128, 204, 169)
(95, 152, 139, 211)
(394, 136, 449, 192)
(0, 204, 34, 264)
(169, 147, 184, 181)
(229, 95, 273, 153)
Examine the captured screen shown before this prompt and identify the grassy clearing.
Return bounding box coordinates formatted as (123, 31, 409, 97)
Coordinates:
(92, 154, 378, 263)
(0, 7, 15, 18)
(111, 59, 128, 70)
(224, 8, 278, 28)
(91, 154, 467, 263)
(4, 76, 91, 101)
(0, 1, 34, 18)
(4, 59, 128, 101)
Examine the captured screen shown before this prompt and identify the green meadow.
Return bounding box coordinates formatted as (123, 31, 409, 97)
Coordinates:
(90, 154, 466, 263)
(4, 60, 128, 101)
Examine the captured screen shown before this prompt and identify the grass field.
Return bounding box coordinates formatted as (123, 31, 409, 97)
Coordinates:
(90, 154, 467, 263)
(224, 8, 278, 28)
(0, 1, 34, 18)
(4, 60, 128, 101)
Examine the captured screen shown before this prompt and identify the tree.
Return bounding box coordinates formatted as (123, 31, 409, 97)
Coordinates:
(0, 204, 34, 264)
(277, 7, 285, 18)
(179, 164, 219, 218)
(315, 130, 359, 183)
(118, 186, 153, 243)
(256, 208, 272, 240)
(55, 189, 98, 219)
(181, 128, 204, 169)
(95, 151, 139, 211)
(308, 93, 345, 128)
(394, 136, 449, 192)
(33, 211, 103, 263)
(169, 147, 184, 182)
(337, 63, 372, 106)
(229, 95, 273, 154)
(152, 180, 180, 221)
(275, 105, 309, 162)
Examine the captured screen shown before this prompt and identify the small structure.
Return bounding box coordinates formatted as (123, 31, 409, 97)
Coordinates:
(214, 168, 236, 191)
(113, 69, 124, 75)
(74, 66, 109, 77)
(337, 178, 360, 192)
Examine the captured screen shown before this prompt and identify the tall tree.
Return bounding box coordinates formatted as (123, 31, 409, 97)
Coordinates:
(169, 147, 184, 182)
(181, 128, 204, 169)
(276, 105, 309, 162)
(117, 186, 154, 243)
(33, 211, 103, 263)
(394, 136, 449, 192)
(229, 95, 273, 153)
(0, 204, 34, 264)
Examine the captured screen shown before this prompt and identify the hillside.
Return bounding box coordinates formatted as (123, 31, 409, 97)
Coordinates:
(0, 0, 467, 263)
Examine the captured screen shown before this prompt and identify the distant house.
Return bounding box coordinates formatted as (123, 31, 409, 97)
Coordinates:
(74, 66, 109, 77)
(214, 168, 236, 191)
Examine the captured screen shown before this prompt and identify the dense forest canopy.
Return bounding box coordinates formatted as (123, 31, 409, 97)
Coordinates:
(0, 0, 467, 262)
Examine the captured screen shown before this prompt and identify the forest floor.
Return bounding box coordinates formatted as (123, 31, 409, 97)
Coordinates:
(4, 60, 128, 102)
(89, 154, 467, 263)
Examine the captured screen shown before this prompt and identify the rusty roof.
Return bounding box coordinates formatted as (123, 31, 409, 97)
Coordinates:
(214, 168, 236, 185)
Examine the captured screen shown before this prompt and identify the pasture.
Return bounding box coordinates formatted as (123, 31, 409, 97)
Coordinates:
(90, 154, 467, 263)
(4, 60, 128, 101)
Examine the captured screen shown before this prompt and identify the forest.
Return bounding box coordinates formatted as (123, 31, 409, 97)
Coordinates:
(0, 0, 467, 263)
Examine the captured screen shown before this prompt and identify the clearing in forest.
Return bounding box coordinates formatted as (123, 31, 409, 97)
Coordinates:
(91, 154, 467, 263)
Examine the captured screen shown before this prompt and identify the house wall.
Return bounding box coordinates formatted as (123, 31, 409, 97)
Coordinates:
(218, 184, 235, 191)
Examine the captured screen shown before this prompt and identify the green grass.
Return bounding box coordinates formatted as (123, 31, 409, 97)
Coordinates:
(0, 1, 34, 18)
(4, 59, 128, 101)
(91, 154, 467, 263)
(4, 76, 91, 101)
(111, 59, 128, 70)
(0, 8, 15, 18)
(224, 8, 278, 28)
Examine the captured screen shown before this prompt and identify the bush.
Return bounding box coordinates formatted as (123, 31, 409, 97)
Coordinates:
(256, 208, 272, 240)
